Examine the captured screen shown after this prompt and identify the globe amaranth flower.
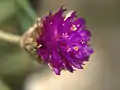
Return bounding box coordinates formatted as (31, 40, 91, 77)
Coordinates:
(36, 7, 94, 75)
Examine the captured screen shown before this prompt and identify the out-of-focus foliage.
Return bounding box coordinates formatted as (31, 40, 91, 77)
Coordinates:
(16, 0, 36, 31)
(0, 0, 36, 32)
(0, 79, 11, 90)
(0, 0, 36, 90)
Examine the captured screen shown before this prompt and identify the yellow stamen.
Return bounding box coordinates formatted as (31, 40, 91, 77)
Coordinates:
(71, 25, 77, 31)
(73, 46, 79, 51)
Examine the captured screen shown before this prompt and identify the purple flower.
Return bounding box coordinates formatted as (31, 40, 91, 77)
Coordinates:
(36, 7, 93, 75)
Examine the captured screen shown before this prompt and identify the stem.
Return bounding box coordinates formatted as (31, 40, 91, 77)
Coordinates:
(0, 30, 21, 44)
(0, 18, 40, 46)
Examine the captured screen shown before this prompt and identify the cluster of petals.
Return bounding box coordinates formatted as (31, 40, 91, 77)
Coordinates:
(36, 7, 94, 75)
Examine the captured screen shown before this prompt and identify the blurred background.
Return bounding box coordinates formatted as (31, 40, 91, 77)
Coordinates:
(0, 0, 119, 90)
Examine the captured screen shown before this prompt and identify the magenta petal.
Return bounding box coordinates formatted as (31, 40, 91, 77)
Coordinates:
(37, 49, 49, 62)
(79, 29, 91, 42)
(53, 68, 61, 75)
(73, 18, 86, 28)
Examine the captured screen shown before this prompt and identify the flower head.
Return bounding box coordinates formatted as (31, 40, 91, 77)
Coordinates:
(36, 7, 93, 75)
